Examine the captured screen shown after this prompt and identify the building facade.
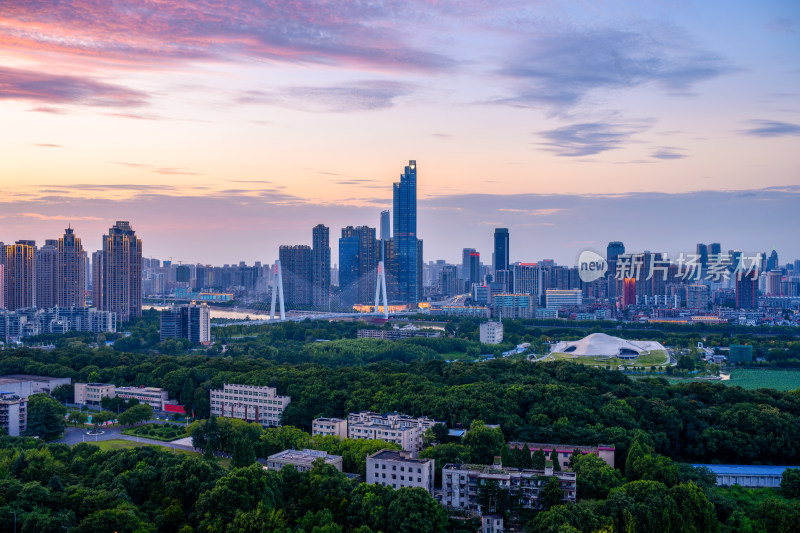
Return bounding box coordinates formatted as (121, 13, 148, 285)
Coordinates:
(36, 241, 59, 309)
(546, 289, 583, 310)
(209, 383, 290, 427)
(160, 304, 211, 343)
(311, 224, 331, 307)
(393, 160, 420, 304)
(480, 321, 503, 344)
(347, 411, 441, 452)
(367, 449, 435, 493)
(0, 393, 27, 437)
(442, 464, 577, 513)
(339, 226, 378, 306)
(311, 417, 348, 439)
(4, 241, 36, 311)
(96, 221, 142, 322)
(279, 245, 312, 306)
(58, 227, 86, 307)
(494, 228, 509, 272)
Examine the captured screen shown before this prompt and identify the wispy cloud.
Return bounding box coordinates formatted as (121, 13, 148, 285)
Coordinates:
(0, 1, 454, 72)
(0, 66, 148, 107)
(497, 25, 733, 112)
(651, 147, 687, 160)
(741, 120, 800, 138)
(238, 81, 414, 112)
(19, 213, 102, 221)
(31, 143, 63, 148)
(537, 122, 647, 157)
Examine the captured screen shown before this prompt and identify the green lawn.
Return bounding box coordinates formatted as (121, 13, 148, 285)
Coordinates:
(121, 422, 190, 442)
(723, 368, 800, 391)
(86, 440, 232, 468)
(548, 349, 669, 368)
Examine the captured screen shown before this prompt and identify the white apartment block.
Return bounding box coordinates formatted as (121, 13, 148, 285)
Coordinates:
(347, 411, 442, 452)
(480, 321, 503, 344)
(443, 464, 576, 513)
(0, 393, 27, 437)
(311, 417, 348, 439)
(210, 383, 290, 427)
(367, 449, 435, 494)
(266, 449, 343, 472)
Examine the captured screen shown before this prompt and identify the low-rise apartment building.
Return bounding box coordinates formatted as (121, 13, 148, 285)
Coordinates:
(0, 393, 27, 437)
(366, 449, 435, 494)
(266, 449, 343, 472)
(311, 417, 348, 439)
(442, 463, 577, 513)
(209, 383, 290, 427)
(347, 411, 442, 452)
(74, 382, 116, 405)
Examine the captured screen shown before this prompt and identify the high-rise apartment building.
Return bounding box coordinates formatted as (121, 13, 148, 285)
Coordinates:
(0, 264, 4, 309)
(494, 228, 509, 271)
(438, 265, 459, 297)
(606, 241, 625, 299)
(311, 224, 331, 307)
(4, 241, 36, 311)
(278, 245, 312, 306)
(58, 227, 86, 307)
(736, 270, 758, 309)
(160, 303, 211, 343)
(462, 249, 481, 285)
(393, 160, 419, 304)
(96, 221, 142, 322)
(339, 226, 378, 305)
(36, 240, 59, 309)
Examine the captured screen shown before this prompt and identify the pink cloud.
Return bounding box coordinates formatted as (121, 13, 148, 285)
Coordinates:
(0, 1, 453, 72)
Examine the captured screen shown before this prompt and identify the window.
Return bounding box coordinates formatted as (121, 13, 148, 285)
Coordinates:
(400, 476, 404, 481)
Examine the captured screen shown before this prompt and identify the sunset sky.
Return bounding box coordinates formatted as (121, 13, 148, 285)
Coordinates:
(1, 0, 798, 265)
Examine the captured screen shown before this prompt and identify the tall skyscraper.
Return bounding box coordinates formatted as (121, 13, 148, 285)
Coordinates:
(494, 228, 509, 271)
(5, 241, 36, 311)
(709, 243, 721, 257)
(736, 270, 758, 309)
(392, 160, 419, 304)
(380, 210, 391, 242)
(339, 226, 378, 306)
(58, 227, 86, 307)
(36, 240, 59, 309)
(0, 264, 4, 309)
(462, 249, 481, 285)
(312, 224, 331, 307)
(766, 250, 779, 271)
(278, 245, 312, 306)
(96, 221, 142, 322)
(696, 243, 709, 273)
(606, 241, 625, 300)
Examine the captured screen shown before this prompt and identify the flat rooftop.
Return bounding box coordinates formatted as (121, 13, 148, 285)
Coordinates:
(269, 449, 341, 465)
(692, 464, 792, 476)
(0, 374, 67, 383)
(369, 450, 430, 463)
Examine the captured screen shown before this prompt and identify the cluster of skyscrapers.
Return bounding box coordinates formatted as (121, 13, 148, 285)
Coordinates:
(1, 221, 143, 330)
(279, 160, 423, 309)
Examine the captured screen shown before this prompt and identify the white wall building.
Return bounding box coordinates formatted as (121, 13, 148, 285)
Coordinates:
(210, 383, 290, 427)
(311, 417, 348, 439)
(0, 374, 71, 398)
(367, 449, 435, 494)
(347, 411, 442, 452)
(0, 393, 26, 436)
(480, 321, 503, 344)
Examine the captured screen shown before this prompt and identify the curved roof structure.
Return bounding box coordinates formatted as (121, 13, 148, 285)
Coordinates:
(551, 333, 665, 358)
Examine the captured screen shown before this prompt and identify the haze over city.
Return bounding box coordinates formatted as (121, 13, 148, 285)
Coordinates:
(1, 0, 799, 264)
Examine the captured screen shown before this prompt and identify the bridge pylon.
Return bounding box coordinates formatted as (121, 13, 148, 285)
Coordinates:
(270, 260, 286, 321)
(374, 261, 389, 319)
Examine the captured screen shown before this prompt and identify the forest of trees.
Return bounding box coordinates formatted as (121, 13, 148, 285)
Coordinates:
(2, 314, 800, 531)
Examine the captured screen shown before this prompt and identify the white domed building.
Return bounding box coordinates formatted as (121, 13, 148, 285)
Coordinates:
(550, 333, 665, 360)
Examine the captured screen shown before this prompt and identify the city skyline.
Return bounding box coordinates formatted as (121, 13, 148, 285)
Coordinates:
(1, 1, 798, 265)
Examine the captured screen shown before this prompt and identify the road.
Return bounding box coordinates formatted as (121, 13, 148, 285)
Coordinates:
(55, 424, 199, 453)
